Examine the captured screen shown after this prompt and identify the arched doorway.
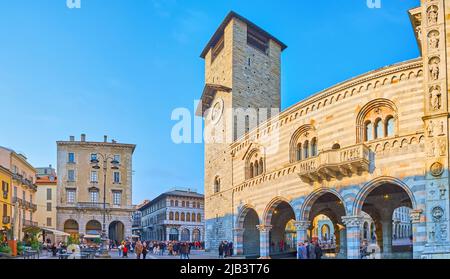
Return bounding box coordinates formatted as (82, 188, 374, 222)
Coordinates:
(356, 181, 415, 259)
(265, 200, 296, 257)
(302, 191, 347, 259)
(169, 228, 179, 241)
(192, 229, 201, 242)
(86, 220, 102, 236)
(241, 208, 260, 257)
(108, 221, 125, 244)
(64, 219, 79, 237)
(181, 228, 190, 241)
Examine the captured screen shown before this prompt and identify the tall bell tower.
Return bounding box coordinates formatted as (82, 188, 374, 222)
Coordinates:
(196, 11, 286, 251)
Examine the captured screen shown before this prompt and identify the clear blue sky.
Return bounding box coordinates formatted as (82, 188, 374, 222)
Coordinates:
(0, 0, 420, 204)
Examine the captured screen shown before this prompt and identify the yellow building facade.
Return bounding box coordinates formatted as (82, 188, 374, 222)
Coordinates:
(1, 166, 12, 235)
(0, 147, 38, 241)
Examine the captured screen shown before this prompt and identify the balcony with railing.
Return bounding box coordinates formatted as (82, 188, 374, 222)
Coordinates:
(23, 219, 38, 227)
(298, 143, 370, 182)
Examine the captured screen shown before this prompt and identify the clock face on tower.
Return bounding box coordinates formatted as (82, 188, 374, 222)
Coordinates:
(210, 98, 224, 124)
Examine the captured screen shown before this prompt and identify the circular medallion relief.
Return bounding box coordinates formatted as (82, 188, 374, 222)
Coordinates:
(432, 207, 444, 221)
(210, 98, 224, 124)
(430, 162, 444, 177)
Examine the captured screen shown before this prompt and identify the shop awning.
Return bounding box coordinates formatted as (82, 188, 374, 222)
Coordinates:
(83, 234, 101, 239)
(41, 227, 70, 237)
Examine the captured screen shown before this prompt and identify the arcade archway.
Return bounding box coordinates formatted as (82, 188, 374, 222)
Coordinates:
(264, 200, 296, 257)
(63, 219, 79, 237)
(302, 191, 347, 258)
(86, 220, 102, 236)
(181, 228, 190, 241)
(240, 208, 260, 257)
(355, 180, 415, 259)
(108, 221, 125, 244)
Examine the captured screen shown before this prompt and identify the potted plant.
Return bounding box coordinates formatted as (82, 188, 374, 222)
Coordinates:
(0, 243, 12, 257)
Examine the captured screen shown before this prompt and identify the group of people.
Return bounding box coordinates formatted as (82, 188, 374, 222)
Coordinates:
(296, 241, 323, 259)
(116, 239, 205, 259)
(218, 241, 233, 258)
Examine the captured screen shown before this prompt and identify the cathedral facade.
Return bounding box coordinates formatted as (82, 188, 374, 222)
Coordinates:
(198, 0, 450, 259)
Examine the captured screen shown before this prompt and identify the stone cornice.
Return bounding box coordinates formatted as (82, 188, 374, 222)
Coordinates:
(57, 141, 136, 153)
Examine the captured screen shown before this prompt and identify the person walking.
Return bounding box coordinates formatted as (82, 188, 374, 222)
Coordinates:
(135, 240, 143, 259)
(142, 242, 148, 260)
(308, 241, 317, 259)
(218, 241, 224, 259)
(314, 242, 323, 259)
(297, 242, 307, 259)
(122, 244, 128, 258)
(118, 243, 123, 257)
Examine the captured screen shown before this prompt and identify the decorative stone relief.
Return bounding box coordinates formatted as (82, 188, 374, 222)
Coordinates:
(427, 139, 436, 157)
(429, 85, 441, 111)
(429, 57, 440, 81)
(438, 121, 445, 136)
(430, 162, 444, 177)
(428, 182, 438, 200)
(427, 121, 435, 137)
(438, 184, 447, 200)
(432, 206, 444, 221)
(438, 138, 446, 156)
(428, 30, 440, 49)
(427, 5, 438, 25)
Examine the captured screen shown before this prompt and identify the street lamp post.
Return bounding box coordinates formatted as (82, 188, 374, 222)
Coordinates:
(91, 153, 119, 259)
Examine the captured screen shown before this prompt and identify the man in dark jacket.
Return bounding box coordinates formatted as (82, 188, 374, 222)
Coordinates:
(218, 241, 224, 259)
(314, 242, 323, 259)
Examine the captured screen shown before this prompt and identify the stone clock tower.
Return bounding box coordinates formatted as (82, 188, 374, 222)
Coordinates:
(196, 11, 287, 250)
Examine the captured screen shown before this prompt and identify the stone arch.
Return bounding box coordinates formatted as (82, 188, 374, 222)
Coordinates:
(64, 219, 79, 235)
(262, 196, 294, 225)
(352, 176, 417, 216)
(356, 98, 398, 143)
(108, 220, 125, 244)
(300, 188, 348, 221)
(236, 204, 260, 228)
(236, 204, 261, 256)
(85, 220, 102, 235)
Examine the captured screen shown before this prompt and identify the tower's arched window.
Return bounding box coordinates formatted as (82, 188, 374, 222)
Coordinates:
(254, 161, 259, 177)
(374, 118, 383, 139)
(249, 163, 254, 178)
(259, 158, 264, 175)
(386, 116, 395, 137)
(186, 213, 191, 222)
(365, 121, 373, 141)
(296, 143, 302, 161)
(214, 177, 221, 194)
(311, 138, 318, 157)
(175, 212, 180, 221)
(181, 212, 185, 221)
(303, 140, 309, 159)
(169, 212, 174, 220)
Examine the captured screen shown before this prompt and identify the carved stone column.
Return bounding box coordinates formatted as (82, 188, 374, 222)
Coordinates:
(294, 220, 311, 243)
(257, 225, 272, 259)
(342, 216, 363, 259)
(233, 228, 244, 256)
